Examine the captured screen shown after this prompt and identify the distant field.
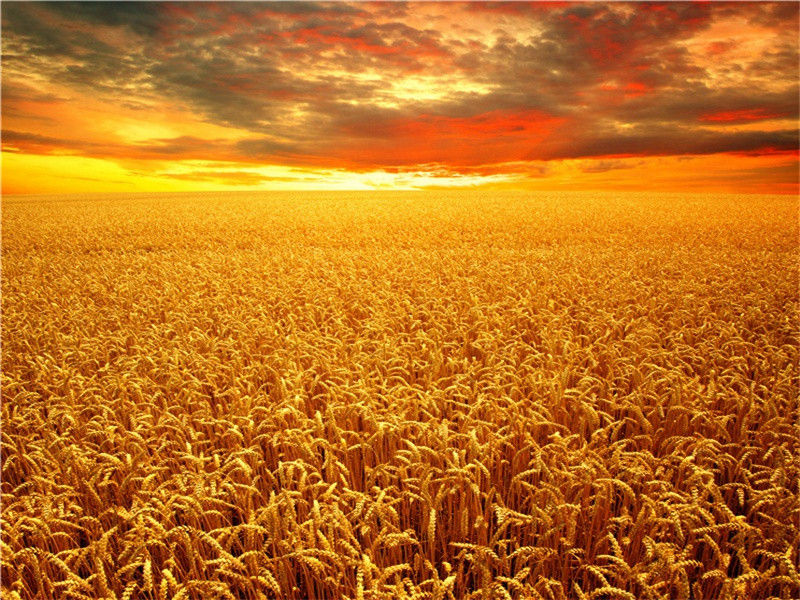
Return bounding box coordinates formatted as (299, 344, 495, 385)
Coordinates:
(2, 191, 798, 600)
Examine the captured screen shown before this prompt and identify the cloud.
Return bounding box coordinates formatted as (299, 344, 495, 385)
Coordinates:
(700, 108, 786, 124)
(1, 129, 234, 162)
(47, 2, 162, 36)
(2, 1, 797, 190)
(156, 169, 276, 186)
(536, 125, 798, 161)
(579, 159, 643, 174)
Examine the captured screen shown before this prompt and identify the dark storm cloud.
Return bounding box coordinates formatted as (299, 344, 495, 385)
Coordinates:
(1, 2, 155, 96)
(47, 2, 161, 36)
(2, 3, 83, 57)
(617, 84, 799, 124)
(537, 126, 799, 161)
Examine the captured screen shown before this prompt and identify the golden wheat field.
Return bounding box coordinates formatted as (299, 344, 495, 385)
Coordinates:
(1, 191, 798, 600)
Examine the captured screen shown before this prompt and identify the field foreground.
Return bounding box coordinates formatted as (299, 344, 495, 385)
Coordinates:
(2, 191, 798, 600)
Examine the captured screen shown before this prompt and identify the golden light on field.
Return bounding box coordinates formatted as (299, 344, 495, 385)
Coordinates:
(2, 191, 799, 600)
(2, 2, 800, 600)
(2, 2, 798, 194)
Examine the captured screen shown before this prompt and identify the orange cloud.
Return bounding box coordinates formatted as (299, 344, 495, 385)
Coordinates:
(1, 1, 797, 195)
(700, 109, 786, 123)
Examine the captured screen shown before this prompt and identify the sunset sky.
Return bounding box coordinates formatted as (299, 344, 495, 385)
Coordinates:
(2, 1, 798, 194)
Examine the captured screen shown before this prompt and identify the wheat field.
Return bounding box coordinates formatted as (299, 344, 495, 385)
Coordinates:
(2, 191, 798, 600)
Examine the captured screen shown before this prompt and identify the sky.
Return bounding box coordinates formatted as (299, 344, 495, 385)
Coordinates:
(2, 1, 798, 195)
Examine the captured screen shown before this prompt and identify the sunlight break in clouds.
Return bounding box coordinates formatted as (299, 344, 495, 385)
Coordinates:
(2, 1, 798, 194)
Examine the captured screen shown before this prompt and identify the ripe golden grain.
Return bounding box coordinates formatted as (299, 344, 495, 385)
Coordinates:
(2, 191, 798, 600)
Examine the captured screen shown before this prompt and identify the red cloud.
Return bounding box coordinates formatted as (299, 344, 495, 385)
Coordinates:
(729, 147, 799, 157)
(329, 110, 567, 168)
(390, 110, 565, 139)
(598, 81, 653, 100)
(701, 109, 785, 123)
(705, 40, 736, 55)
